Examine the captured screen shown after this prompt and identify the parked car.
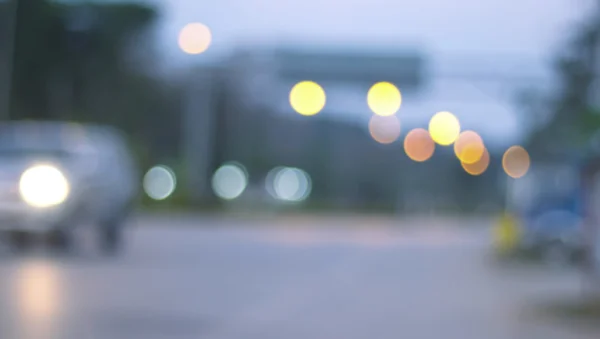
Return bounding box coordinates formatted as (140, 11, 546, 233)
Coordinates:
(504, 163, 584, 264)
(0, 121, 140, 254)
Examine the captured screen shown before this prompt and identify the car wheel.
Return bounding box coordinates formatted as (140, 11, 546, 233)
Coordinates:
(47, 229, 74, 253)
(6, 231, 34, 253)
(99, 222, 124, 255)
(543, 241, 571, 267)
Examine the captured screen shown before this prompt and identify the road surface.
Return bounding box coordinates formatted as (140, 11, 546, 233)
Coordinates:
(0, 214, 596, 339)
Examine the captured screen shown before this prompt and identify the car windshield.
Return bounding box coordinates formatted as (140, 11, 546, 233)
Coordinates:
(509, 164, 579, 211)
(533, 166, 579, 199)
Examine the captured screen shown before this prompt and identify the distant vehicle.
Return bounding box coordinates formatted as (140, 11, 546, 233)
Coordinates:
(0, 121, 139, 254)
(505, 163, 584, 263)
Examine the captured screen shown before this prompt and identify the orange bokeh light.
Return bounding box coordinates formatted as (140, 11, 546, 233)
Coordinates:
(461, 147, 490, 175)
(454, 130, 485, 164)
(404, 128, 435, 162)
(502, 146, 530, 178)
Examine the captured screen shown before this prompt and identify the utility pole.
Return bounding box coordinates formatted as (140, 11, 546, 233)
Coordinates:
(181, 69, 216, 205)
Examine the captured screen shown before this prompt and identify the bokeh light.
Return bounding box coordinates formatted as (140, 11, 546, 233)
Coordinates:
(19, 165, 70, 208)
(265, 166, 284, 199)
(368, 115, 401, 144)
(461, 148, 490, 176)
(212, 162, 248, 200)
(503, 146, 530, 178)
(289, 81, 326, 116)
(428, 111, 461, 146)
(404, 128, 435, 162)
(454, 130, 485, 164)
(266, 167, 312, 202)
(367, 82, 402, 117)
(143, 165, 177, 200)
(178, 22, 212, 55)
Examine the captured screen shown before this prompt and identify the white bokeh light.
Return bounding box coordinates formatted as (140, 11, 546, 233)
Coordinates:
(265, 166, 284, 199)
(212, 163, 248, 200)
(267, 167, 311, 202)
(143, 165, 176, 200)
(19, 164, 70, 208)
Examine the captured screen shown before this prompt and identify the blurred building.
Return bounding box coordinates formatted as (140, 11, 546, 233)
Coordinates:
(183, 45, 505, 211)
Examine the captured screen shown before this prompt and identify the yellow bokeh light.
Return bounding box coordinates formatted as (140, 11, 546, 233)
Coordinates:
(367, 82, 402, 116)
(289, 81, 326, 116)
(454, 130, 485, 164)
(369, 115, 401, 144)
(404, 128, 435, 162)
(428, 111, 461, 146)
(461, 147, 490, 176)
(503, 145, 530, 178)
(178, 23, 212, 55)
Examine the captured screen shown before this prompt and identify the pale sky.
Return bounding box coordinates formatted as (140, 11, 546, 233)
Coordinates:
(149, 0, 592, 147)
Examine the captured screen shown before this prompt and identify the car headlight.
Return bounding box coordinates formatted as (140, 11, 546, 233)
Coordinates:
(19, 164, 70, 208)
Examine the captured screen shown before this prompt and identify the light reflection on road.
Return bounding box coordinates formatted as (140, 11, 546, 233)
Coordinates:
(0, 216, 593, 339)
(12, 259, 63, 339)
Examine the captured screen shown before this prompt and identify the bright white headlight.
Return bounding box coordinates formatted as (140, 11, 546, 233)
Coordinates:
(19, 165, 70, 208)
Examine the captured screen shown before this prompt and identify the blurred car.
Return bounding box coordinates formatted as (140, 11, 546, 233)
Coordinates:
(521, 201, 584, 263)
(0, 121, 139, 254)
(505, 163, 584, 263)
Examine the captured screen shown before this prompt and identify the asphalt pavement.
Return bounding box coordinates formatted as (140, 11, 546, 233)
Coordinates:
(0, 213, 596, 339)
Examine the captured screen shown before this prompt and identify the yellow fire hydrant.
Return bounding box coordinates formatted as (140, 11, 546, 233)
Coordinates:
(493, 212, 521, 255)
